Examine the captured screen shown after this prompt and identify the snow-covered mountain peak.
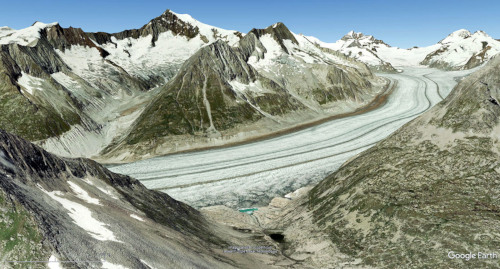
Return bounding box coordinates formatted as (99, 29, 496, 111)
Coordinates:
(472, 30, 491, 38)
(67, 9, 245, 86)
(0, 21, 59, 47)
(440, 29, 472, 44)
(156, 9, 242, 44)
(308, 31, 395, 71)
(270, 22, 286, 29)
(339, 31, 389, 47)
(422, 29, 500, 69)
(323, 28, 500, 70)
(245, 22, 299, 54)
(342, 31, 368, 40)
(262, 22, 293, 34)
(31, 21, 59, 27)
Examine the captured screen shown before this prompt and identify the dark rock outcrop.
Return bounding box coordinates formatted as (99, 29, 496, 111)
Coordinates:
(248, 23, 298, 54)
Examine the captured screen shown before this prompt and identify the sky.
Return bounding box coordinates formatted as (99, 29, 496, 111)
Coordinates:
(1, 0, 499, 48)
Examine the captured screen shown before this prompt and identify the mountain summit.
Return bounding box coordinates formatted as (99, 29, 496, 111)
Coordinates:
(102, 21, 388, 161)
(317, 29, 500, 70)
(439, 29, 472, 44)
(422, 29, 500, 69)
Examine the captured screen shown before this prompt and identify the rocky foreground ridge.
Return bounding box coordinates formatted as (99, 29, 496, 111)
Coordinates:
(0, 128, 295, 268)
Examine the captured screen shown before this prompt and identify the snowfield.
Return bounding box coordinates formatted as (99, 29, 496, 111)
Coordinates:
(0, 22, 58, 46)
(110, 67, 476, 209)
(40, 187, 120, 242)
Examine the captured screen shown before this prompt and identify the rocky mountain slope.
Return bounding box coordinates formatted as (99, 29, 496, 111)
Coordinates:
(101, 22, 387, 161)
(315, 29, 500, 71)
(0, 128, 289, 268)
(261, 55, 500, 268)
(0, 10, 386, 162)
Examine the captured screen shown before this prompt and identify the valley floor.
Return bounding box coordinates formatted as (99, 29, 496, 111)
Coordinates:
(109, 67, 475, 209)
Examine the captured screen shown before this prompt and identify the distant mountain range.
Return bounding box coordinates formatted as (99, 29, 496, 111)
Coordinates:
(0, 10, 498, 162)
(307, 29, 500, 71)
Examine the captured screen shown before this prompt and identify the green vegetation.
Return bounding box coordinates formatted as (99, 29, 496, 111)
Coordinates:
(0, 190, 49, 269)
(0, 71, 81, 142)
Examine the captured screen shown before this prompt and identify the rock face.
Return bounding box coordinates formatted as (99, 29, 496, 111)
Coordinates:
(269, 56, 500, 268)
(0, 37, 85, 141)
(0, 10, 385, 161)
(0, 128, 283, 268)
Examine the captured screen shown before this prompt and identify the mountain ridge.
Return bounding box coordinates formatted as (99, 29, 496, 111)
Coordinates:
(315, 28, 500, 70)
(1, 9, 388, 162)
(99, 20, 388, 162)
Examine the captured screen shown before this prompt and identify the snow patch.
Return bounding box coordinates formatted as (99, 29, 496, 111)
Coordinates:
(68, 181, 100, 205)
(51, 72, 82, 93)
(101, 260, 129, 269)
(40, 187, 120, 242)
(130, 214, 144, 222)
(17, 72, 45, 95)
(201, 73, 219, 136)
(48, 254, 62, 269)
(55, 45, 103, 80)
(97, 186, 120, 200)
(140, 259, 157, 269)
